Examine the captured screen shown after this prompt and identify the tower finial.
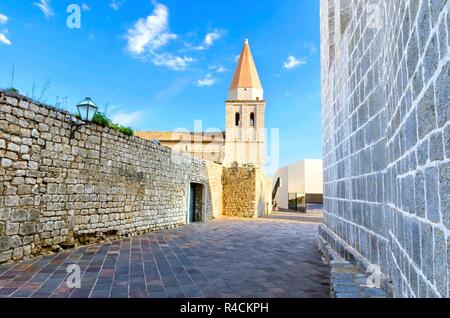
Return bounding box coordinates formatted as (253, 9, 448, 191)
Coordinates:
(244, 38, 249, 44)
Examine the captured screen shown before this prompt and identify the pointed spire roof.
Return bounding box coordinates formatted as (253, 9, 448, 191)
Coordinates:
(229, 39, 262, 91)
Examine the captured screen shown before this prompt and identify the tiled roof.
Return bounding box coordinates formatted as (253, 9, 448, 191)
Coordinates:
(135, 131, 225, 143)
(229, 39, 263, 91)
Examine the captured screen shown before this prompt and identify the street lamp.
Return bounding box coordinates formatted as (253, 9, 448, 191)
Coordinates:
(77, 97, 98, 122)
(69, 97, 98, 139)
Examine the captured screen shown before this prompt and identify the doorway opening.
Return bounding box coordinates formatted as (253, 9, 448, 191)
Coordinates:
(189, 183, 204, 223)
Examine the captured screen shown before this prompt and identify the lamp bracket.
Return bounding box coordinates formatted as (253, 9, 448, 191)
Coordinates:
(69, 122, 84, 140)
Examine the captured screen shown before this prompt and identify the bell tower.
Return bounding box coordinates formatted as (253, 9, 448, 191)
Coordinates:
(223, 39, 266, 169)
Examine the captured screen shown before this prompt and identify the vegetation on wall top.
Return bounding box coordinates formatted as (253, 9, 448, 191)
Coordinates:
(75, 112, 134, 136)
(4, 87, 20, 94)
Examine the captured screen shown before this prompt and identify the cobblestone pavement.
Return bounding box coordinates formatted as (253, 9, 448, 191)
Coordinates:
(0, 212, 329, 298)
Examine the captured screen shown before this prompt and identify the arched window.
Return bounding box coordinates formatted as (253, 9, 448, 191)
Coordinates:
(235, 112, 240, 126)
(250, 112, 255, 126)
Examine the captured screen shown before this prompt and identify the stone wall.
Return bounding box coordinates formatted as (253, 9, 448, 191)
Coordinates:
(255, 169, 273, 215)
(0, 91, 223, 263)
(222, 167, 272, 217)
(320, 0, 449, 297)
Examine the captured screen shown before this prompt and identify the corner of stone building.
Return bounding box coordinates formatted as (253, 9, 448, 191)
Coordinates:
(222, 166, 273, 218)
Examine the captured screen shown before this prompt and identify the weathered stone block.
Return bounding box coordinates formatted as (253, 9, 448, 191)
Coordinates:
(411, 219, 421, 267)
(420, 222, 434, 282)
(417, 139, 429, 166)
(434, 228, 447, 297)
(412, 69, 424, 99)
(10, 209, 27, 222)
(1, 158, 13, 168)
(423, 34, 439, 82)
(7, 142, 20, 153)
(425, 167, 441, 223)
(438, 18, 448, 59)
(404, 112, 417, 151)
(5, 222, 18, 235)
(434, 62, 449, 128)
(406, 29, 419, 78)
(19, 222, 36, 236)
(429, 131, 444, 162)
(13, 247, 23, 260)
(0, 250, 12, 263)
(439, 162, 450, 229)
(417, 0, 431, 53)
(4, 196, 19, 207)
(0, 207, 10, 221)
(417, 84, 437, 139)
(0, 237, 10, 252)
(401, 175, 415, 214)
(445, 125, 450, 159)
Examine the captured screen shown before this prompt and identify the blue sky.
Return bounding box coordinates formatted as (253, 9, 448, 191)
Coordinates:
(0, 0, 321, 173)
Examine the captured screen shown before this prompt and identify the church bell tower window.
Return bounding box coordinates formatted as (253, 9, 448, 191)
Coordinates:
(235, 112, 240, 126)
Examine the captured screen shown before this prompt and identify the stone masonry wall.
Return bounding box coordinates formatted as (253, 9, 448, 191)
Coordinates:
(320, 0, 449, 297)
(0, 91, 223, 264)
(222, 167, 272, 217)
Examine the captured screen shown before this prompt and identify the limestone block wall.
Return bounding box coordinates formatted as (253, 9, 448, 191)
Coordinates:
(320, 0, 449, 297)
(0, 91, 223, 263)
(255, 169, 273, 215)
(222, 167, 272, 217)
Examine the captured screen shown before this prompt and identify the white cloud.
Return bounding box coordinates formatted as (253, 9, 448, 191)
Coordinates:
(125, 2, 194, 71)
(151, 52, 194, 71)
(215, 66, 226, 73)
(112, 111, 142, 127)
(109, 0, 124, 11)
(34, 0, 54, 18)
(304, 41, 318, 54)
(209, 65, 226, 73)
(0, 13, 11, 45)
(233, 54, 240, 62)
(0, 31, 11, 45)
(283, 56, 306, 70)
(126, 2, 177, 55)
(204, 30, 221, 46)
(187, 44, 205, 51)
(81, 3, 90, 11)
(196, 74, 217, 87)
(0, 13, 8, 25)
(181, 29, 224, 52)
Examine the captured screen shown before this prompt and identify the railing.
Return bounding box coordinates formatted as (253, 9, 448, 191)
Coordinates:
(272, 177, 280, 201)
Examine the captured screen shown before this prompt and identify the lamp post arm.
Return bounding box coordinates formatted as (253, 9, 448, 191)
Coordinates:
(69, 122, 83, 140)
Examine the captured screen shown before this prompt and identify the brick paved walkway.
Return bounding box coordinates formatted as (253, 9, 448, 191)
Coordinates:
(0, 212, 329, 298)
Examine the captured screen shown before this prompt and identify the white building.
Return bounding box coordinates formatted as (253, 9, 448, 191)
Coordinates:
(272, 160, 323, 211)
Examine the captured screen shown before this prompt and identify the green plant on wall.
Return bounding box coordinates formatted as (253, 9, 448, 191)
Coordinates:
(4, 87, 19, 94)
(74, 111, 134, 136)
